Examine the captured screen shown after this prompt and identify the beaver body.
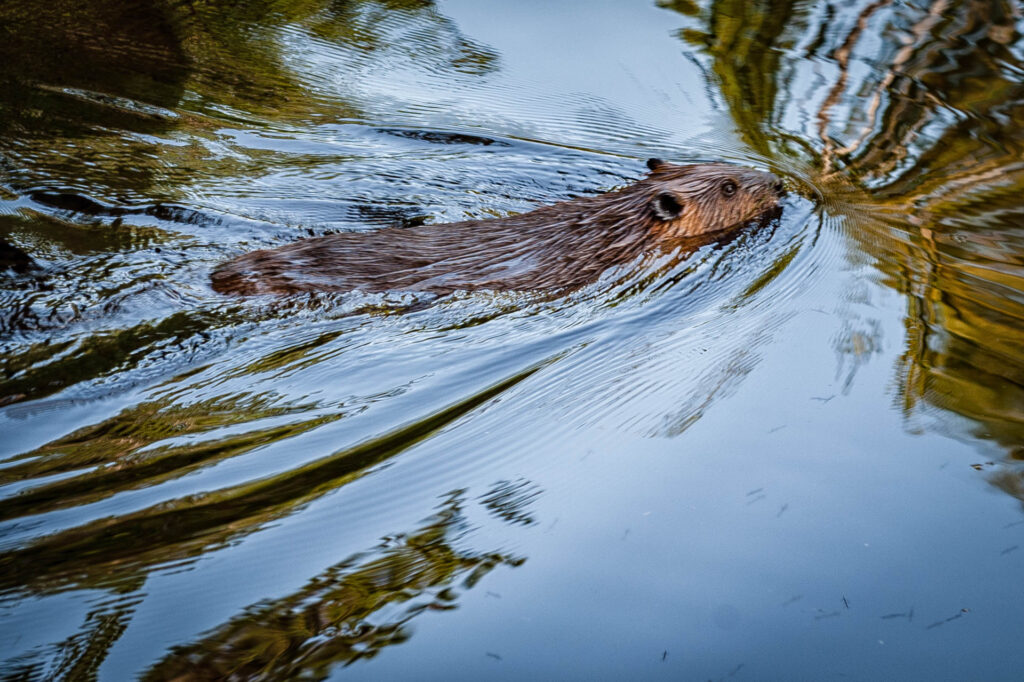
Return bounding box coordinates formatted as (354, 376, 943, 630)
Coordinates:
(211, 160, 784, 296)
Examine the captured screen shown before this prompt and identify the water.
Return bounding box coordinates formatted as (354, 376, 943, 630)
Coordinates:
(1, 0, 1022, 679)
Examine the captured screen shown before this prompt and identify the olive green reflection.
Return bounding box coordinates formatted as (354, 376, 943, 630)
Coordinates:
(0, 0, 498, 197)
(0, 393, 337, 522)
(0, 0, 498, 128)
(2, 592, 145, 680)
(0, 364, 539, 596)
(659, 0, 813, 158)
(818, 1, 1024, 469)
(143, 492, 524, 680)
(0, 0, 504, 409)
(4, 491, 527, 680)
(664, 0, 1024, 496)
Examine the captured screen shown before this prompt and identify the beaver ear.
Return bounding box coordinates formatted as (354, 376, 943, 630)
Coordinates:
(652, 192, 684, 221)
(646, 158, 666, 172)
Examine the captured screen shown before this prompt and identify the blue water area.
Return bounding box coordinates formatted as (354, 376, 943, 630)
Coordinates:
(1, 0, 1022, 679)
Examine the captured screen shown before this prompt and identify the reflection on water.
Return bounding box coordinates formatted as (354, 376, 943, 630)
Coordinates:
(2, 0, 1024, 678)
(142, 492, 525, 680)
(4, 490, 526, 680)
(817, 0, 1024, 494)
(0, 365, 538, 596)
(668, 0, 1024, 485)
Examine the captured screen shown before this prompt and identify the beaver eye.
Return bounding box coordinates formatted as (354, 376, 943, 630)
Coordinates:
(721, 180, 738, 197)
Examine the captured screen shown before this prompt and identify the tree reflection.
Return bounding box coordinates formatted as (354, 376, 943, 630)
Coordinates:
(0, 366, 537, 677)
(4, 591, 146, 681)
(0, 365, 537, 596)
(664, 0, 1024, 498)
(659, 0, 815, 158)
(814, 0, 1024, 479)
(0, 0, 499, 196)
(141, 492, 523, 680)
(4, 491, 526, 680)
(313, 0, 500, 77)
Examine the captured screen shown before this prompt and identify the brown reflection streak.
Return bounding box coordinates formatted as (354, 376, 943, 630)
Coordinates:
(0, 396, 338, 522)
(828, 1, 1024, 497)
(820, 0, 950, 176)
(0, 365, 540, 595)
(142, 492, 524, 681)
(663, 0, 804, 157)
(666, 0, 1024, 502)
(841, 2, 1021, 191)
(51, 596, 144, 681)
(816, 0, 892, 174)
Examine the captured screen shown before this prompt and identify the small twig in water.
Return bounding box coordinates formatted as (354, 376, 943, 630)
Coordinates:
(926, 608, 969, 630)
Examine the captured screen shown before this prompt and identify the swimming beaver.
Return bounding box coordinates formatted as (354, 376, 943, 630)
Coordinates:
(211, 159, 784, 296)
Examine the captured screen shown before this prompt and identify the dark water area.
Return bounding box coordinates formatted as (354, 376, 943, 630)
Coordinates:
(1, 0, 1023, 679)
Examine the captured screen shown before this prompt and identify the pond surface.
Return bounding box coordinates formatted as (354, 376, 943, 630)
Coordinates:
(2, 0, 1023, 679)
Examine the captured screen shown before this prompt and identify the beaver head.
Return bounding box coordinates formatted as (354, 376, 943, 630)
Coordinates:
(642, 158, 784, 238)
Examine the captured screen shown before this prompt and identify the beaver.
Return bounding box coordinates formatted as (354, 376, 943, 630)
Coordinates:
(211, 159, 784, 296)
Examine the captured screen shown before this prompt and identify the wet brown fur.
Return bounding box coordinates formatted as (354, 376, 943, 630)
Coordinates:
(211, 160, 784, 296)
